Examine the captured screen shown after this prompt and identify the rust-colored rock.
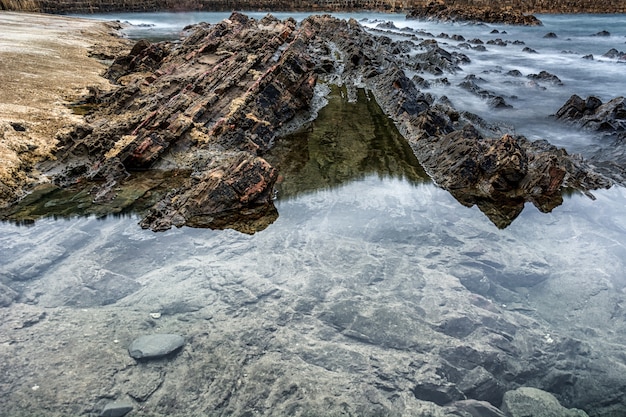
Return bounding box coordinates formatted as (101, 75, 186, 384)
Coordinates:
(3, 13, 615, 231)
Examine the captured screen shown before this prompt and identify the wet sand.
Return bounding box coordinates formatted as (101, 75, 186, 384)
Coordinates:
(0, 12, 128, 206)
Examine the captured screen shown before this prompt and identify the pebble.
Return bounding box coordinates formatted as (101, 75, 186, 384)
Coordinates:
(101, 400, 133, 417)
(128, 334, 185, 360)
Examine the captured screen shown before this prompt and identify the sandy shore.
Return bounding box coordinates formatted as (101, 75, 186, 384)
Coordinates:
(0, 12, 128, 207)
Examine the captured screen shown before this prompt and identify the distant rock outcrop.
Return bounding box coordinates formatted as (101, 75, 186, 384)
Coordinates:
(406, 1, 543, 25)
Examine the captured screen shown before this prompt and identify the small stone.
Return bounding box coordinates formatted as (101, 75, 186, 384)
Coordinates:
(149, 312, 161, 319)
(101, 400, 133, 417)
(128, 334, 185, 360)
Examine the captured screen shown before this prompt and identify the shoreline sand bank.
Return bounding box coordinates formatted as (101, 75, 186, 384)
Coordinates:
(0, 12, 128, 206)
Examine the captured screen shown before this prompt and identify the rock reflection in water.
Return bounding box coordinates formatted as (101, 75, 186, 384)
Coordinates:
(0, 170, 188, 225)
(1, 169, 280, 235)
(268, 86, 431, 199)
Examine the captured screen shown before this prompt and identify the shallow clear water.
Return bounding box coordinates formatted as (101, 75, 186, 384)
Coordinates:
(2, 11, 626, 416)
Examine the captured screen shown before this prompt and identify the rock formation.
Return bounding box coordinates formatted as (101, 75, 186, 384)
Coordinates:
(4, 12, 613, 231)
(406, 1, 543, 25)
(2, 0, 625, 14)
(556, 94, 626, 139)
(554, 94, 626, 186)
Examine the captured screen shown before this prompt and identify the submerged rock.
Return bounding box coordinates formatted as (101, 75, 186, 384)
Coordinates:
(100, 400, 134, 417)
(501, 387, 589, 417)
(602, 48, 626, 60)
(458, 77, 513, 109)
(527, 70, 563, 85)
(128, 334, 185, 360)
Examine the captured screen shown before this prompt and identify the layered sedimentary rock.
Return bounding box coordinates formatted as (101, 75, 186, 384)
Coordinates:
(48, 13, 315, 232)
(26, 12, 611, 234)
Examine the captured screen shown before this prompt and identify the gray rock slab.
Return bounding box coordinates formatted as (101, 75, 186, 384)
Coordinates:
(501, 387, 589, 417)
(101, 400, 133, 417)
(128, 334, 185, 360)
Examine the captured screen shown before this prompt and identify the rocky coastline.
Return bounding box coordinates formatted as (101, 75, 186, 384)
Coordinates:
(2, 0, 626, 15)
(1, 9, 626, 417)
(2, 11, 620, 232)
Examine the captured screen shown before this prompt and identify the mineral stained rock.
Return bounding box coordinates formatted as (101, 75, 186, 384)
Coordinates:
(32, 12, 613, 231)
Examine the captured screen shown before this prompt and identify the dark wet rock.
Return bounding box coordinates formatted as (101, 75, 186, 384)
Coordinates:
(457, 366, 506, 405)
(523, 47, 538, 53)
(555, 95, 626, 146)
(412, 381, 464, 406)
(412, 74, 431, 88)
(488, 96, 513, 109)
(458, 78, 513, 109)
(376, 21, 398, 30)
(100, 400, 134, 417)
(544, 32, 558, 38)
(512, 40, 525, 45)
(602, 48, 626, 59)
(128, 334, 185, 360)
(527, 70, 563, 85)
(407, 2, 542, 26)
(405, 119, 611, 227)
(431, 77, 451, 86)
(593, 30, 610, 37)
(411, 45, 470, 75)
(555, 95, 625, 132)
(486, 38, 507, 47)
(490, 29, 499, 34)
(459, 42, 487, 52)
(506, 69, 523, 77)
(501, 387, 589, 417)
(582, 54, 594, 60)
(469, 38, 484, 45)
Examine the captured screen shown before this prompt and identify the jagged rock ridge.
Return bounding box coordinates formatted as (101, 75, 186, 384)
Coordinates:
(37, 13, 613, 233)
